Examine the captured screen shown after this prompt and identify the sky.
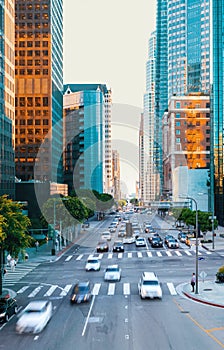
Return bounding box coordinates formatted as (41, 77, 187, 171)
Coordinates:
(63, 0, 157, 195)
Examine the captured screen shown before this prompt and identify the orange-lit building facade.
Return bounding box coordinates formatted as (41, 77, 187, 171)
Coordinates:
(15, 0, 63, 183)
(163, 94, 210, 194)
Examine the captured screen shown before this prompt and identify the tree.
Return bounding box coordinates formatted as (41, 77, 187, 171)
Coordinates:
(118, 199, 127, 208)
(130, 198, 139, 206)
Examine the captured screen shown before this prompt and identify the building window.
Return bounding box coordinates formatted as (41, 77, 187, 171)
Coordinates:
(19, 98, 25, 107)
(176, 129, 180, 135)
(43, 119, 49, 125)
(35, 120, 41, 125)
(176, 102, 181, 108)
(27, 97, 33, 107)
(176, 121, 181, 126)
(43, 41, 48, 47)
(176, 138, 180, 143)
(176, 113, 180, 118)
(27, 119, 33, 125)
(43, 97, 48, 106)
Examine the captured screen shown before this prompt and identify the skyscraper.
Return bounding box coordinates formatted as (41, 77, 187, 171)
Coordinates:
(212, 0, 224, 224)
(0, 0, 15, 198)
(15, 0, 63, 183)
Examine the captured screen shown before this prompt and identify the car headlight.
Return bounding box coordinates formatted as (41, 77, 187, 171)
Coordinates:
(0, 312, 6, 317)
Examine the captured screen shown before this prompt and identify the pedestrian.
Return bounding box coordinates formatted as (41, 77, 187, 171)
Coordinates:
(10, 258, 16, 272)
(191, 273, 196, 292)
(25, 252, 29, 261)
(35, 241, 39, 252)
(6, 254, 11, 266)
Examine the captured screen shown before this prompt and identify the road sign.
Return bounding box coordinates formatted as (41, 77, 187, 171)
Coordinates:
(200, 271, 207, 282)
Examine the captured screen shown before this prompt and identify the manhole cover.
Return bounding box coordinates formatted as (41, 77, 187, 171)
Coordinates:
(181, 311, 189, 313)
(203, 288, 212, 291)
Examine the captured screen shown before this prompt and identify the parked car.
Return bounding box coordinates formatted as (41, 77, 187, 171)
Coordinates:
(101, 231, 112, 241)
(167, 238, 179, 249)
(70, 282, 92, 304)
(16, 300, 52, 334)
(85, 258, 101, 271)
(96, 241, 109, 252)
(178, 232, 187, 243)
(151, 236, 163, 248)
(135, 237, 147, 247)
(138, 272, 162, 300)
(104, 265, 121, 282)
(0, 296, 18, 323)
(113, 240, 124, 252)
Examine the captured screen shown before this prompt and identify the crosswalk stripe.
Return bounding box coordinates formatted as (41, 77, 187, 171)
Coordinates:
(76, 254, 83, 260)
(17, 286, 30, 294)
(206, 251, 212, 255)
(108, 253, 113, 259)
(128, 252, 132, 258)
(123, 283, 130, 295)
(157, 252, 162, 257)
(198, 251, 202, 255)
(167, 282, 177, 295)
(174, 251, 182, 256)
(28, 286, 43, 298)
(92, 283, 101, 295)
(184, 250, 192, 256)
(65, 255, 73, 262)
(98, 254, 103, 260)
(60, 284, 72, 296)
(137, 252, 143, 258)
(108, 283, 115, 295)
(118, 253, 123, 259)
(44, 285, 58, 297)
(147, 251, 152, 257)
(165, 251, 172, 256)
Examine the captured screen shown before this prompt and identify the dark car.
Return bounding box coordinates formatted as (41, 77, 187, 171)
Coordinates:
(164, 234, 174, 245)
(113, 240, 124, 252)
(70, 282, 92, 304)
(96, 241, 109, 252)
(0, 296, 18, 323)
(178, 232, 187, 243)
(148, 232, 160, 244)
(151, 236, 163, 248)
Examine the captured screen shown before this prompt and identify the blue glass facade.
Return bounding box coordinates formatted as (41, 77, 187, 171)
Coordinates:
(212, 0, 224, 224)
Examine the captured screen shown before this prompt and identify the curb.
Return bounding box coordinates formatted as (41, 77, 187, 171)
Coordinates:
(182, 290, 224, 308)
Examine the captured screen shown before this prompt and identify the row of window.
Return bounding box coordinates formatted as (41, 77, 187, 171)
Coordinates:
(17, 40, 48, 47)
(15, 119, 49, 125)
(16, 50, 48, 56)
(15, 68, 49, 75)
(16, 59, 49, 66)
(16, 4, 48, 11)
(16, 110, 49, 117)
(16, 13, 49, 20)
(15, 97, 49, 107)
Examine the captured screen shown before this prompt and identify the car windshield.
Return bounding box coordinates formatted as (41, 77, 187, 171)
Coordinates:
(73, 285, 89, 293)
(137, 238, 144, 241)
(143, 281, 159, 286)
(87, 260, 98, 264)
(106, 267, 119, 272)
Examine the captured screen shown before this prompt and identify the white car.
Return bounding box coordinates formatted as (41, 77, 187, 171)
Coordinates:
(138, 272, 162, 300)
(135, 237, 146, 247)
(16, 300, 52, 334)
(101, 231, 112, 241)
(104, 265, 121, 282)
(123, 236, 135, 244)
(85, 258, 101, 271)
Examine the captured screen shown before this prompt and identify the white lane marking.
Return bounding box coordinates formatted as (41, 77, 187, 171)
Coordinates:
(174, 251, 182, 256)
(205, 251, 212, 255)
(44, 285, 58, 297)
(147, 251, 152, 257)
(76, 254, 83, 260)
(128, 252, 132, 258)
(108, 283, 115, 295)
(157, 252, 162, 257)
(108, 253, 113, 259)
(87, 254, 94, 260)
(92, 283, 101, 296)
(165, 251, 172, 256)
(118, 253, 123, 259)
(167, 282, 177, 295)
(98, 254, 103, 260)
(82, 295, 96, 337)
(60, 284, 72, 296)
(198, 251, 202, 255)
(28, 286, 43, 298)
(34, 336, 39, 341)
(137, 252, 143, 258)
(65, 255, 73, 262)
(123, 283, 130, 295)
(17, 286, 30, 294)
(184, 250, 192, 256)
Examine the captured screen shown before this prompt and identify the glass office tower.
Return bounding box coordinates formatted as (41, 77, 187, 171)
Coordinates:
(0, 0, 15, 198)
(15, 0, 63, 183)
(212, 0, 224, 225)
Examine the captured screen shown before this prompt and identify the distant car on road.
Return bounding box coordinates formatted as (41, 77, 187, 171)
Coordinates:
(70, 282, 92, 304)
(104, 265, 121, 282)
(16, 300, 52, 334)
(96, 241, 109, 253)
(85, 258, 101, 271)
(178, 232, 187, 243)
(164, 234, 174, 245)
(151, 236, 163, 248)
(123, 236, 135, 244)
(101, 231, 112, 241)
(135, 237, 147, 247)
(167, 238, 179, 249)
(113, 240, 124, 252)
(138, 272, 162, 300)
(118, 230, 126, 238)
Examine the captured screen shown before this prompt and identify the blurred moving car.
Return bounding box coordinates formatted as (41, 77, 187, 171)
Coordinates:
(167, 238, 179, 249)
(85, 258, 101, 271)
(70, 282, 92, 304)
(164, 234, 174, 245)
(151, 236, 163, 248)
(138, 272, 162, 300)
(109, 226, 116, 233)
(178, 232, 187, 243)
(135, 237, 146, 247)
(104, 265, 121, 282)
(101, 231, 112, 241)
(148, 232, 160, 244)
(96, 241, 109, 252)
(123, 236, 135, 244)
(113, 240, 124, 252)
(16, 300, 52, 334)
(0, 296, 17, 323)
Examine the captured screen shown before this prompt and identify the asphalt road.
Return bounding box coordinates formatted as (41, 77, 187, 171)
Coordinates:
(1, 213, 224, 350)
